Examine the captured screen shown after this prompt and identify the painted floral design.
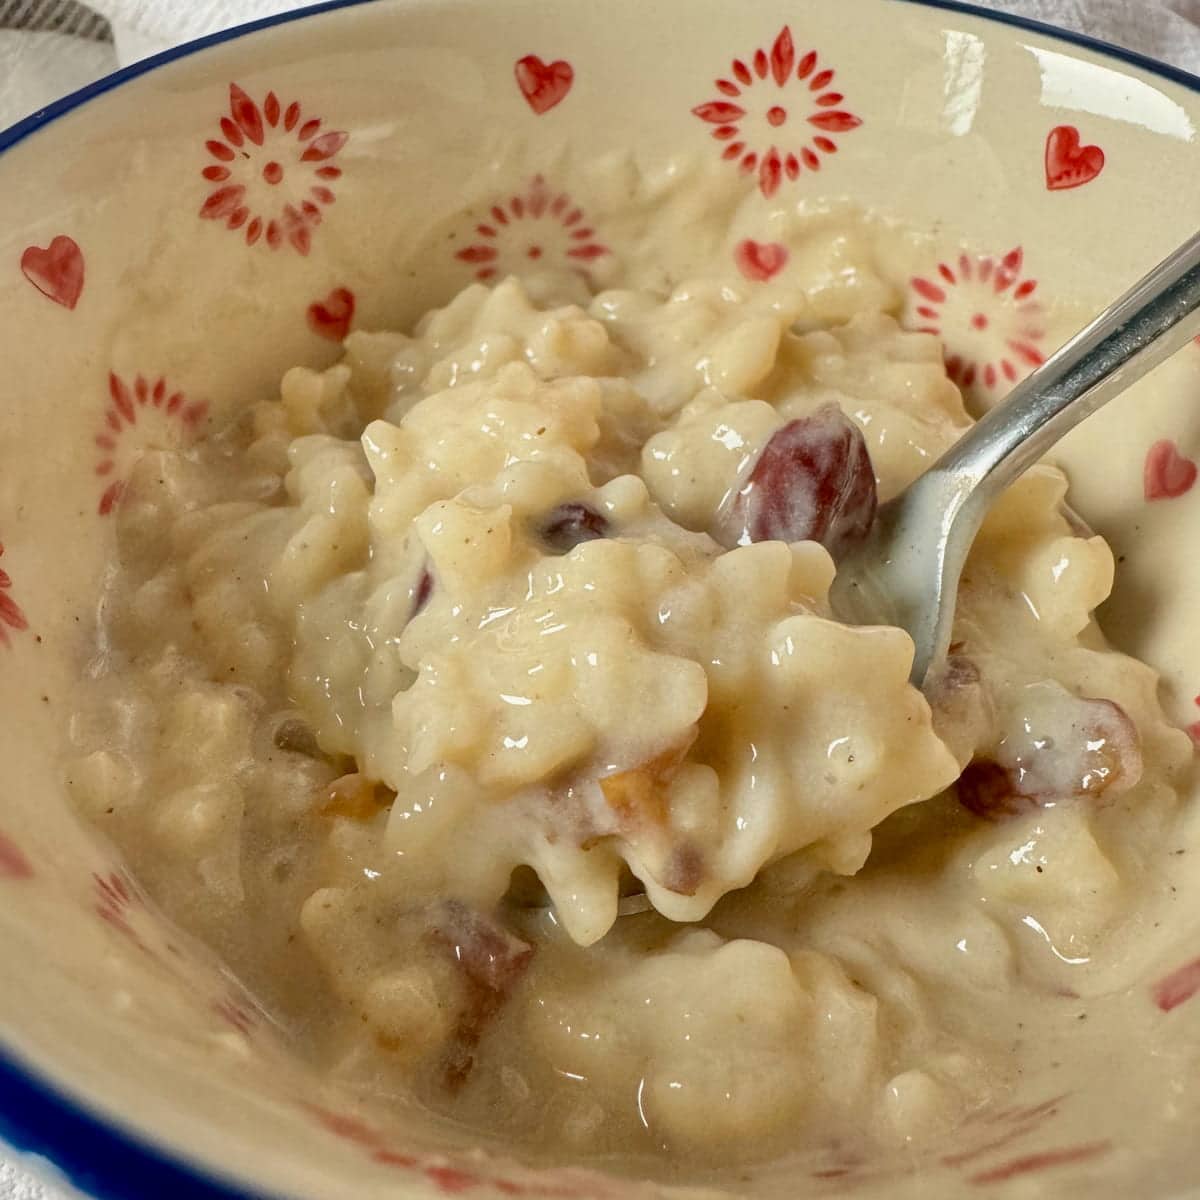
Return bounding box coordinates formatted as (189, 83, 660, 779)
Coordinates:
(944, 1093, 1110, 1186)
(735, 238, 788, 282)
(0, 542, 29, 648)
(95, 372, 208, 516)
(967, 1141, 1110, 1186)
(804, 1091, 1075, 1188)
(302, 1102, 602, 1197)
(692, 26, 862, 198)
(908, 247, 1045, 401)
(93, 869, 144, 947)
(0, 830, 33, 879)
(213, 995, 258, 1036)
(1144, 439, 1197, 502)
(307, 286, 356, 341)
(455, 175, 608, 282)
(200, 84, 348, 255)
(1153, 954, 1200, 1011)
(1044, 125, 1105, 191)
(20, 235, 85, 309)
(514, 54, 574, 114)
(942, 1093, 1068, 1170)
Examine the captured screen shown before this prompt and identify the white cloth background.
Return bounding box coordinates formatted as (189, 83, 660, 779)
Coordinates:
(0, 0, 1198, 1195)
(2, 0, 1200, 129)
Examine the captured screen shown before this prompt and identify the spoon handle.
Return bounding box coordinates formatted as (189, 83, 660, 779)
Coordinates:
(876, 230, 1200, 687)
(938, 229, 1200, 502)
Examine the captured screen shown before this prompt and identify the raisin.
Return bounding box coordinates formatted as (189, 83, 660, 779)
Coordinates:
(272, 716, 320, 757)
(1078, 699, 1142, 798)
(956, 760, 1026, 821)
(1010, 696, 1142, 803)
(957, 696, 1143, 821)
(725, 405, 877, 557)
(412, 567, 433, 617)
(663, 842, 705, 896)
(427, 902, 534, 1092)
(937, 655, 981, 690)
(430, 901, 534, 994)
(539, 502, 608, 554)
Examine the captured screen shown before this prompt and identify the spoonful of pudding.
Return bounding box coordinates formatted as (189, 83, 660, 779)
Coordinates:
(833, 230, 1200, 687)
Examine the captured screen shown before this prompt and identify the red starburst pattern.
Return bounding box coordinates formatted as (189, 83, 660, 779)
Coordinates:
(199, 83, 348, 256)
(300, 1102, 607, 1197)
(943, 1094, 1069, 1170)
(1153, 953, 1200, 1011)
(691, 26, 862, 199)
(93, 869, 145, 948)
(0, 542, 29, 649)
(213, 995, 258, 1035)
(907, 247, 1045, 401)
(455, 175, 609, 283)
(806, 1092, 1073, 1190)
(95, 372, 208, 517)
(0, 830, 33, 879)
(967, 1141, 1111, 1186)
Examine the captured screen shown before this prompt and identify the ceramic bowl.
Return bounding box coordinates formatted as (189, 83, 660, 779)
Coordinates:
(2, 1, 1200, 1197)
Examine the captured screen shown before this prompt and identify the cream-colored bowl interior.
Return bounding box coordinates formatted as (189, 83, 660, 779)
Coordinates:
(2, 1, 1200, 1196)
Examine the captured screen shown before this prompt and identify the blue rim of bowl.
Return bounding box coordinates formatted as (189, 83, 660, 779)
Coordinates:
(1, 0, 1198, 1197)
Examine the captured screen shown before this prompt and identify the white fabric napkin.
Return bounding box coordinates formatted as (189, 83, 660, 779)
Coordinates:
(985, 0, 1200, 71)
(2, 0, 1200, 130)
(1, 0, 1198, 1197)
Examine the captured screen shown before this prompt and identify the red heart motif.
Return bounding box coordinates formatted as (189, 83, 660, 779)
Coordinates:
(735, 239, 789, 283)
(1045, 125, 1105, 191)
(20, 235, 85, 309)
(1144, 439, 1197, 501)
(307, 287, 356, 341)
(514, 55, 574, 115)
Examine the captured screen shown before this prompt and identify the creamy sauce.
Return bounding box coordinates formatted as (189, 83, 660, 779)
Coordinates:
(65, 222, 1192, 1172)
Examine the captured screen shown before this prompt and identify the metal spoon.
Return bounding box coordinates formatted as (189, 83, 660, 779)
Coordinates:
(833, 230, 1200, 688)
